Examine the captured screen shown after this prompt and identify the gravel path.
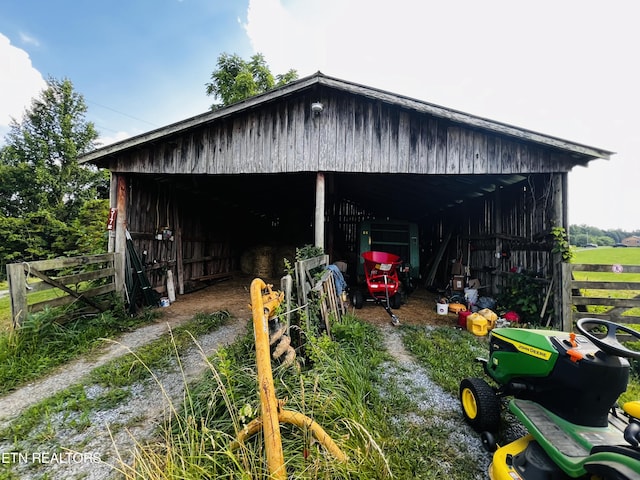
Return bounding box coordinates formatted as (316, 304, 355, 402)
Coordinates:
(0, 317, 249, 480)
(379, 325, 493, 478)
(0, 321, 192, 428)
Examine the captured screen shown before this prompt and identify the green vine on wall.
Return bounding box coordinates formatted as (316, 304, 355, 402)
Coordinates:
(550, 226, 573, 262)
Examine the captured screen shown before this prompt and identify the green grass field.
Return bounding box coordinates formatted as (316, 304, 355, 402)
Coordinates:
(0, 281, 10, 331)
(572, 246, 640, 283)
(572, 246, 640, 267)
(0, 280, 67, 332)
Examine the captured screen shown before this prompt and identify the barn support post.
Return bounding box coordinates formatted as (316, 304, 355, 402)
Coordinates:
(173, 202, 184, 295)
(492, 185, 503, 294)
(551, 172, 570, 331)
(560, 262, 573, 332)
(108, 172, 118, 254)
(114, 174, 128, 301)
(315, 172, 325, 251)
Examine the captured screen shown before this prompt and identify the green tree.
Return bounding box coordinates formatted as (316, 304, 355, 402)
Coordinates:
(0, 210, 72, 277)
(0, 77, 110, 280)
(205, 53, 298, 109)
(0, 77, 108, 222)
(66, 199, 110, 256)
(572, 233, 589, 247)
(596, 235, 614, 247)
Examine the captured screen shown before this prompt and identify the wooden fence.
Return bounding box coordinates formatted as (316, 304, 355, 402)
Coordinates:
(6, 253, 122, 327)
(294, 255, 344, 336)
(562, 263, 640, 328)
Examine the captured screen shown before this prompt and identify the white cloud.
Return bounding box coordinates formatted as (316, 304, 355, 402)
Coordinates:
(0, 33, 46, 129)
(96, 131, 132, 148)
(19, 31, 40, 47)
(244, 0, 640, 230)
(244, 0, 335, 76)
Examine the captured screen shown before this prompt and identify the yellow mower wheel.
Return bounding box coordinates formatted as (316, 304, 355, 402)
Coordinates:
(461, 385, 479, 419)
(459, 377, 501, 433)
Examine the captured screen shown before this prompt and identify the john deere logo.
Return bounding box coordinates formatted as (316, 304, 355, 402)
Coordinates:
(515, 344, 552, 360)
(492, 333, 552, 361)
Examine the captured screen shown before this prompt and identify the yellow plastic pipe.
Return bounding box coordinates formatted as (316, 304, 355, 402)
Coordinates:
(250, 278, 286, 479)
(278, 409, 347, 462)
(234, 407, 347, 463)
(236, 278, 347, 476)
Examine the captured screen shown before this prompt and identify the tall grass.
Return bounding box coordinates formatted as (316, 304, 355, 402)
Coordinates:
(0, 280, 73, 332)
(115, 314, 393, 479)
(114, 315, 495, 479)
(0, 301, 155, 395)
(0, 312, 236, 480)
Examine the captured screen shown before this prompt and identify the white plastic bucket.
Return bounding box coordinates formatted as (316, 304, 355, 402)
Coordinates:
(436, 303, 449, 315)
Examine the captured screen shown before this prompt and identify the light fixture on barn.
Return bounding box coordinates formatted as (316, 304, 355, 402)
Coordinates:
(311, 102, 324, 115)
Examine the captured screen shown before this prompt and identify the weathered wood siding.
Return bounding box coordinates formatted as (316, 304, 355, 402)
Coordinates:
(106, 89, 576, 177)
(417, 173, 562, 294)
(125, 178, 237, 294)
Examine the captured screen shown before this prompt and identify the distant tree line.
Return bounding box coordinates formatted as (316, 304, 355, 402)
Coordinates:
(569, 224, 640, 247)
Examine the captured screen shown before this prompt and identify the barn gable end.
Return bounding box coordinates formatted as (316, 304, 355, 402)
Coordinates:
(80, 72, 612, 328)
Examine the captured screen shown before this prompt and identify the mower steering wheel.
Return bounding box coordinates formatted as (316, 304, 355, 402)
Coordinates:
(576, 318, 640, 359)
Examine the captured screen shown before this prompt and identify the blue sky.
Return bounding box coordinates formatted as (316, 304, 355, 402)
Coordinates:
(0, 1, 251, 141)
(1, 0, 639, 230)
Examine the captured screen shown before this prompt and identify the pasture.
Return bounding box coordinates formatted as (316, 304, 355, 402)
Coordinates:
(572, 246, 640, 317)
(573, 245, 640, 268)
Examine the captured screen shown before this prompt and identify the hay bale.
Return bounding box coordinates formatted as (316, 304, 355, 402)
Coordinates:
(241, 245, 274, 277)
(253, 246, 274, 277)
(240, 249, 255, 275)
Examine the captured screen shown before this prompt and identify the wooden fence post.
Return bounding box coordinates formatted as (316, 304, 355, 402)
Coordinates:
(560, 262, 572, 332)
(7, 263, 27, 327)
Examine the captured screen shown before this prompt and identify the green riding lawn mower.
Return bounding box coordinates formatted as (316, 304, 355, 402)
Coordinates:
(460, 318, 640, 480)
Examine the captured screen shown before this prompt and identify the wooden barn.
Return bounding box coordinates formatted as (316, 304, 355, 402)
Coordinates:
(80, 71, 612, 328)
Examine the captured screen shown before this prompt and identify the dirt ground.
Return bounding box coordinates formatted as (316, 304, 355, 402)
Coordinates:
(160, 271, 461, 329)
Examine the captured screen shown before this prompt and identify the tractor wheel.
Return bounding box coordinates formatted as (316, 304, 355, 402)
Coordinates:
(391, 293, 402, 309)
(352, 290, 364, 309)
(459, 377, 501, 433)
